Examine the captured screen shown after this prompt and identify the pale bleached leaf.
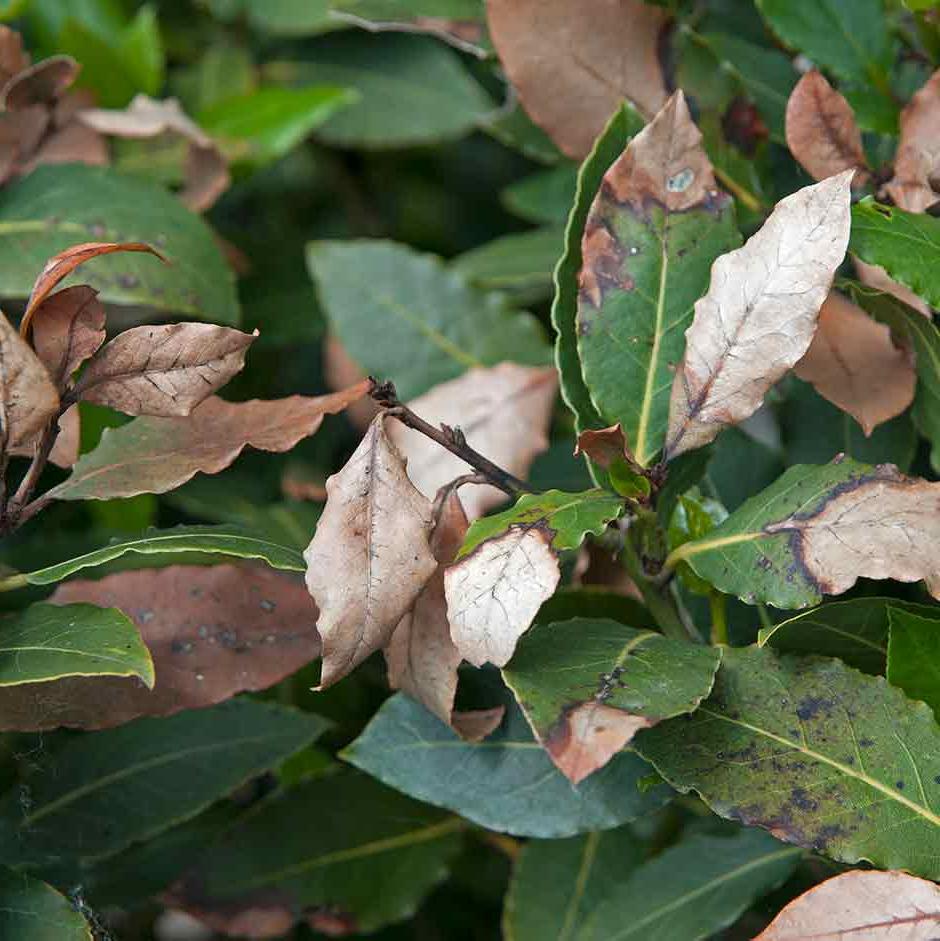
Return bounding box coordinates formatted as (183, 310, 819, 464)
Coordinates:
(666, 171, 853, 458)
(0, 309, 58, 448)
(885, 69, 940, 214)
(305, 416, 438, 688)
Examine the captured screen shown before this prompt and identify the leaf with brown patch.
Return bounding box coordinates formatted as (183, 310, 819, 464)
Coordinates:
(885, 69, 940, 214)
(304, 415, 437, 688)
(666, 171, 853, 459)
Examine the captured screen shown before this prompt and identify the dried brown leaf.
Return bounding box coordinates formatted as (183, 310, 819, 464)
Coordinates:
(10, 403, 80, 469)
(323, 334, 378, 431)
(31, 285, 106, 390)
(24, 116, 108, 172)
(388, 363, 557, 520)
(450, 707, 506, 742)
(304, 415, 438, 689)
(574, 423, 636, 470)
(794, 291, 915, 435)
(755, 870, 940, 940)
(2, 55, 78, 110)
(855, 259, 932, 318)
(666, 171, 853, 458)
(785, 71, 868, 185)
(0, 309, 58, 449)
(0, 106, 48, 183)
(486, 0, 669, 158)
(0, 27, 29, 86)
(885, 69, 940, 213)
(0, 564, 320, 731)
(73, 323, 257, 417)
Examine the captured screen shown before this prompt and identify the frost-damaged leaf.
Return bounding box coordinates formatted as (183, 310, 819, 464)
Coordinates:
(30, 285, 105, 390)
(387, 362, 557, 519)
(669, 458, 940, 609)
(785, 71, 868, 185)
(445, 490, 624, 666)
(887, 606, 940, 719)
(755, 870, 940, 940)
(0, 601, 153, 689)
(305, 415, 437, 688)
(20, 240, 165, 337)
(636, 644, 940, 876)
(577, 91, 739, 467)
(0, 868, 92, 941)
(503, 617, 720, 783)
(45, 382, 371, 501)
(0, 565, 318, 732)
(486, 0, 669, 159)
(0, 309, 58, 448)
(72, 323, 258, 417)
(665, 171, 853, 459)
(794, 291, 915, 435)
(885, 69, 940, 214)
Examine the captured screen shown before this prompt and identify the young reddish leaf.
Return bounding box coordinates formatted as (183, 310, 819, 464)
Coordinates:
(485, 0, 669, 159)
(794, 291, 915, 435)
(46, 382, 372, 501)
(387, 363, 557, 520)
(755, 870, 940, 940)
(666, 171, 853, 459)
(0, 564, 320, 731)
(885, 69, 940, 214)
(305, 415, 438, 689)
(20, 241, 166, 337)
(72, 323, 257, 417)
(1, 55, 78, 110)
(785, 71, 868, 185)
(30, 285, 106, 389)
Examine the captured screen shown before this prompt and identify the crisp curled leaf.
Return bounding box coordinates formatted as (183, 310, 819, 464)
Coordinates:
(885, 69, 940, 214)
(0, 308, 58, 448)
(666, 171, 853, 459)
(305, 415, 437, 688)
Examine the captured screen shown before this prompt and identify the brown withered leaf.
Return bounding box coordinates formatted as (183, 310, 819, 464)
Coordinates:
(304, 415, 438, 689)
(0, 106, 47, 183)
(885, 69, 940, 213)
(2, 55, 78, 110)
(20, 241, 166, 337)
(794, 291, 916, 435)
(10, 403, 80, 469)
(72, 323, 258, 417)
(574, 423, 637, 470)
(666, 171, 853, 459)
(785, 71, 869, 185)
(450, 707, 506, 742)
(388, 363, 557, 520)
(46, 382, 372, 502)
(444, 527, 560, 668)
(24, 115, 108, 173)
(0, 565, 320, 731)
(0, 27, 29, 86)
(856, 259, 932, 318)
(323, 334, 378, 432)
(755, 870, 940, 940)
(77, 95, 230, 212)
(31, 285, 106, 390)
(486, 0, 669, 159)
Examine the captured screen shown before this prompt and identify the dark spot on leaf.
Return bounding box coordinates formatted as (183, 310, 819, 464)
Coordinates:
(896, 780, 905, 790)
(796, 696, 834, 720)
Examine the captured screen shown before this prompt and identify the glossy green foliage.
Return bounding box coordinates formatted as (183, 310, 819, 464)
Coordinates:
(0, 868, 91, 940)
(888, 606, 940, 717)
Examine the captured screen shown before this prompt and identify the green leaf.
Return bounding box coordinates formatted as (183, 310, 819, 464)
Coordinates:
(503, 827, 643, 941)
(459, 490, 624, 557)
(332, 0, 484, 19)
(484, 99, 564, 164)
(534, 590, 654, 630)
(502, 165, 579, 225)
(307, 239, 550, 400)
(577, 829, 801, 941)
(850, 200, 940, 309)
(0, 868, 91, 940)
(552, 104, 644, 442)
(636, 644, 940, 876)
(0, 165, 239, 325)
(244, 0, 334, 34)
(0, 699, 327, 866)
(118, 4, 164, 96)
(0, 602, 153, 688)
(888, 606, 940, 717)
(28, 0, 126, 50)
(290, 32, 492, 148)
(199, 86, 357, 163)
(342, 692, 671, 838)
(174, 771, 462, 933)
(707, 427, 784, 512)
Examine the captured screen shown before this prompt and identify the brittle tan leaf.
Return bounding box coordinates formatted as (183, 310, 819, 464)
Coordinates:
(794, 291, 915, 435)
(485, 0, 669, 159)
(785, 71, 868, 185)
(73, 323, 257, 417)
(30, 285, 105, 389)
(885, 69, 940, 214)
(2, 56, 78, 110)
(756, 870, 940, 940)
(20, 241, 166, 337)
(46, 382, 372, 501)
(0, 565, 320, 731)
(0, 310, 58, 449)
(666, 171, 853, 458)
(305, 415, 438, 689)
(387, 363, 557, 520)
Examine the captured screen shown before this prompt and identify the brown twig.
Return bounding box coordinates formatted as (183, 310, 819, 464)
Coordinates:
(370, 378, 532, 497)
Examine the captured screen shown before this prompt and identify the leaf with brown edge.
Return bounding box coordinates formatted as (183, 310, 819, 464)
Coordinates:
(72, 323, 257, 417)
(305, 415, 437, 689)
(387, 362, 557, 520)
(885, 69, 940, 214)
(755, 870, 940, 940)
(1, 55, 78, 110)
(0, 309, 58, 449)
(45, 382, 372, 502)
(20, 241, 166, 338)
(30, 285, 105, 390)
(485, 0, 669, 159)
(665, 171, 853, 459)
(785, 71, 869, 185)
(0, 564, 320, 732)
(794, 291, 915, 435)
